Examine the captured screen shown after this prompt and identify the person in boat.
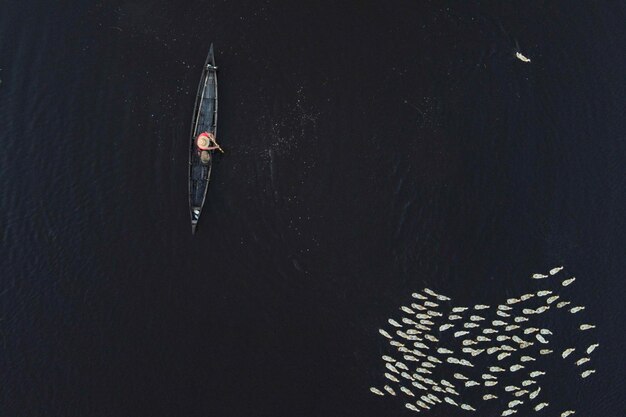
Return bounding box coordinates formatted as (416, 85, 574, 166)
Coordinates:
(196, 132, 221, 152)
(196, 131, 222, 164)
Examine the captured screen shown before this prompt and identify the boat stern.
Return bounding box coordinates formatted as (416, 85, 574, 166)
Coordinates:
(190, 207, 201, 234)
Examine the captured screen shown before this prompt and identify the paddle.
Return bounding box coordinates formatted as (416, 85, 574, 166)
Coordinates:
(210, 138, 225, 154)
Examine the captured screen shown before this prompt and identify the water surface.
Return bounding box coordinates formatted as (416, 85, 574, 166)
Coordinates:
(1, 1, 624, 416)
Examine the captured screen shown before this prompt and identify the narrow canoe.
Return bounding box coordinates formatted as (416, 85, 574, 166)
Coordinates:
(189, 44, 218, 234)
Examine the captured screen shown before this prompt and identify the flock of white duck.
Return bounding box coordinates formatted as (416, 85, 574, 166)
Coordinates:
(369, 267, 598, 417)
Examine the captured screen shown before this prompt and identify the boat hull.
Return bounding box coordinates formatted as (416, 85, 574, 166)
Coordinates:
(189, 44, 217, 233)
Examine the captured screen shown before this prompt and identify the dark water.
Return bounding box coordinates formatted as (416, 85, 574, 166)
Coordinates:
(1, 1, 624, 416)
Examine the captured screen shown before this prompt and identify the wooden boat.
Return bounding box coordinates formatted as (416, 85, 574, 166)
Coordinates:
(189, 44, 218, 234)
